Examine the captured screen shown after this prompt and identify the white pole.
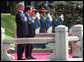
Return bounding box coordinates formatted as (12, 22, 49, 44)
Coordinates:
(55, 25, 68, 61)
(71, 24, 83, 58)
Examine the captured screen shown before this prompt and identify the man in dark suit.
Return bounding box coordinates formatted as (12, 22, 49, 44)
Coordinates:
(24, 6, 36, 59)
(15, 3, 29, 60)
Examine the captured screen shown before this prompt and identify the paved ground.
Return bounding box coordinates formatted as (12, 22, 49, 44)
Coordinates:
(9, 52, 72, 61)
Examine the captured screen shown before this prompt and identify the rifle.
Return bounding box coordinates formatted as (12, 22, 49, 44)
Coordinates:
(50, 9, 55, 15)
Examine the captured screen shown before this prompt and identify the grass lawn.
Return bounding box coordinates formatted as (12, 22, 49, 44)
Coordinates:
(1, 13, 16, 48)
(1, 13, 16, 38)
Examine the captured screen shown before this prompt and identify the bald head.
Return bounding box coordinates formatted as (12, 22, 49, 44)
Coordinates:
(17, 3, 24, 11)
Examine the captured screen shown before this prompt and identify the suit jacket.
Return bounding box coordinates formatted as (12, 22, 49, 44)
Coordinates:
(25, 13, 35, 37)
(15, 11, 29, 37)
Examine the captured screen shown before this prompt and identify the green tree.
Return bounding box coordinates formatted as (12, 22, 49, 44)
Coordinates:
(9, 1, 17, 15)
(50, 1, 83, 27)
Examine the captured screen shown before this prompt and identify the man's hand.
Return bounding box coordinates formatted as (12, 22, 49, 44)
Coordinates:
(24, 17, 27, 21)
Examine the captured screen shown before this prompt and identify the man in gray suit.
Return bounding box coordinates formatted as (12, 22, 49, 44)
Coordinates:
(15, 3, 29, 60)
(24, 6, 36, 59)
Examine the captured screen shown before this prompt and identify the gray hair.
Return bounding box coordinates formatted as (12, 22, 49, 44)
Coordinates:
(17, 2, 24, 8)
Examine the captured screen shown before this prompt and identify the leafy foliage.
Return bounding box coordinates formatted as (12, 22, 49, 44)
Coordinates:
(1, 13, 16, 38)
(50, 1, 83, 27)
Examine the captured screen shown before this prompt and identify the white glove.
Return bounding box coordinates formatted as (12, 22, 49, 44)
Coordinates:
(36, 12, 40, 19)
(59, 14, 64, 22)
(47, 13, 52, 22)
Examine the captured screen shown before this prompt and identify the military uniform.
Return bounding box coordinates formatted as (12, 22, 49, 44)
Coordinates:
(45, 13, 53, 33)
(40, 15, 46, 33)
(52, 17, 62, 33)
(34, 12, 40, 34)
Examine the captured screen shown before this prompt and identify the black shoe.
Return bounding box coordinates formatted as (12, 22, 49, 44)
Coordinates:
(26, 56, 31, 59)
(17, 57, 27, 60)
(30, 56, 36, 59)
(72, 56, 80, 58)
(26, 56, 36, 59)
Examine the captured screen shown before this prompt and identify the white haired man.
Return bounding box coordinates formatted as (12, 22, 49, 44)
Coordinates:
(16, 2, 29, 60)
